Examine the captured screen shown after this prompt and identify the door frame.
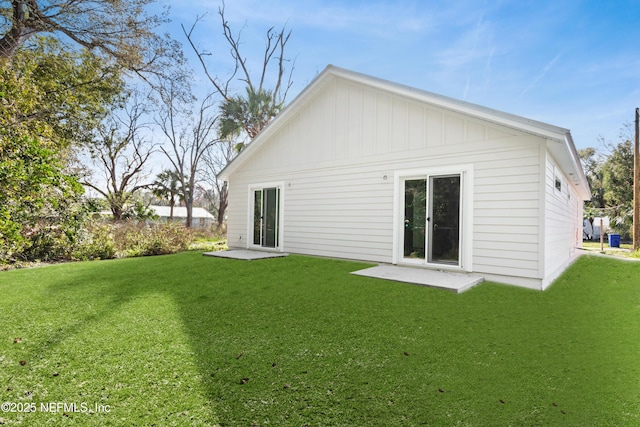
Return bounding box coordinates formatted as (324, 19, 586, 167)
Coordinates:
(392, 166, 473, 271)
(247, 181, 285, 251)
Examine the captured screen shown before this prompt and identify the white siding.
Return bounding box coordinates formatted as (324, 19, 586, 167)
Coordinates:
(227, 77, 552, 286)
(543, 155, 583, 288)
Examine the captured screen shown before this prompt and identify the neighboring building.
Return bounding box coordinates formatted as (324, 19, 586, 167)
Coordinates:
(583, 217, 610, 241)
(149, 205, 215, 229)
(218, 65, 591, 290)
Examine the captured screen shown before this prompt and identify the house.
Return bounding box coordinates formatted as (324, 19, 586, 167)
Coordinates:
(218, 65, 591, 290)
(583, 216, 610, 241)
(149, 205, 215, 229)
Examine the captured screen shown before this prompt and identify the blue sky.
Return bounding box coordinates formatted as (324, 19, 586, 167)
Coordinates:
(159, 0, 640, 150)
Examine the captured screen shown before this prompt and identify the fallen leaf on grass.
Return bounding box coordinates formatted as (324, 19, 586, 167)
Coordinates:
(19, 360, 26, 366)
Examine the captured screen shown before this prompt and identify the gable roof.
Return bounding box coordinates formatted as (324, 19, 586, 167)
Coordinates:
(219, 65, 590, 199)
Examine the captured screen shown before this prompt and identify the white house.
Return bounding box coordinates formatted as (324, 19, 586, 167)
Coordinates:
(149, 205, 216, 229)
(218, 65, 591, 290)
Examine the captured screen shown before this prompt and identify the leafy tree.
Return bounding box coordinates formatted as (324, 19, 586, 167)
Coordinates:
(1, 36, 124, 149)
(602, 140, 634, 208)
(0, 136, 83, 263)
(1, 36, 124, 263)
(0, 0, 180, 82)
(602, 139, 634, 236)
(579, 146, 605, 210)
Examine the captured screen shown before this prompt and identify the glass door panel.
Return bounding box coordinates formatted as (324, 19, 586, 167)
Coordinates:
(252, 187, 280, 248)
(403, 179, 427, 259)
(262, 187, 278, 248)
(253, 190, 262, 245)
(428, 176, 460, 265)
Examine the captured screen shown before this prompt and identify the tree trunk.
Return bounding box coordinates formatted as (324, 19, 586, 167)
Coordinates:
(0, 27, 26, 59)
(0, 3, 28, 59)
(111, 206, 124, 221)
(185, 198, 193, 228)
(217, 181, 228, 230)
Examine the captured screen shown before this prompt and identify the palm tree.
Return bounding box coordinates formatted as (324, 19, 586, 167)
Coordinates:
(151, 170, 182, 221)
(218, 87, 283, 151)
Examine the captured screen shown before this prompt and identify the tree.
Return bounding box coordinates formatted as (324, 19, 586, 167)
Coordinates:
(602, 139, 634, 236)
(1, 36, 124, 150)
(81, 92, 157, 221)
(184, 3, 294, 145)
(0, 135, 83, 262)
(156, 81, 218, 228)
(1, 36, 123, 263)
(579, 146, 605, 210)
(0, 0, 179, 81)
(218, 87, 283, 151)
(201, 137, 236, 230)
(151, 169, 183, 221)
(181, 2, 295, 230)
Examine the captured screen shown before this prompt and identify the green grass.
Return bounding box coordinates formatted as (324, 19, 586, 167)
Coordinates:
(582, 241, 640, 258)
(0, 253, 638, 426)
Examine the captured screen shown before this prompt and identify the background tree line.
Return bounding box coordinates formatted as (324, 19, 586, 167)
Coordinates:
(579, 125, 636, 239)
(1, 0, 293, 266)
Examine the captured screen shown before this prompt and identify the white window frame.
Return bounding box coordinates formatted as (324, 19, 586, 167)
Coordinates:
(247, 182, 285, 252)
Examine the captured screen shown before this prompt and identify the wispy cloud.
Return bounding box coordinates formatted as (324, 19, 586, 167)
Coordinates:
(519, 52, 563, 97)
(159, 0, 640, 149)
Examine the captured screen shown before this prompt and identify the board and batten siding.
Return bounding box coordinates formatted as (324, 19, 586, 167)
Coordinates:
(226, 76, 551, 286)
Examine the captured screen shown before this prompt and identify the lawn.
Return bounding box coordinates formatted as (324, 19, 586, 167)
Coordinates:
(0, 252, 638, 426)
(582, 241, 640, 259)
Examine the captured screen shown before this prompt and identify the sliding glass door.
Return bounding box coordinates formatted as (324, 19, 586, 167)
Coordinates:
(252, 187, 280, 248)
(402, 174, 461, 266)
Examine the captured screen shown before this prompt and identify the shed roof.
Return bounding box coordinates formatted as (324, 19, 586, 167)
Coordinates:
(150, 205, 215, 219)
(219, 65, 590, 199)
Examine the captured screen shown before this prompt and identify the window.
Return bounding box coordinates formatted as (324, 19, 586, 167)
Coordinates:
(554, 176, 562, 192)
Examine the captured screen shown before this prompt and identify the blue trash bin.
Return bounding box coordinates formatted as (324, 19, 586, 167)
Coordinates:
(609, 234, 620, 248)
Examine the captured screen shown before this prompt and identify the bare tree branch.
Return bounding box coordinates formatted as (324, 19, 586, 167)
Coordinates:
(82, 91, 157, 220)
(155, 80, 220, 228)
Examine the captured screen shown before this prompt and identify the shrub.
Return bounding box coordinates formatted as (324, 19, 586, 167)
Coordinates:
(110, 221, 194, 258)
(72, 223, 117, 261)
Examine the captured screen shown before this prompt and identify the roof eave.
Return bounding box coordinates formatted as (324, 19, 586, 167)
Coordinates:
(218, 65, 592, 203)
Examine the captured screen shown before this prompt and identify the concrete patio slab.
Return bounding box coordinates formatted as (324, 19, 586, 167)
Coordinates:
(203, 250, 289, 260)
(351, 265, 483, 293)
